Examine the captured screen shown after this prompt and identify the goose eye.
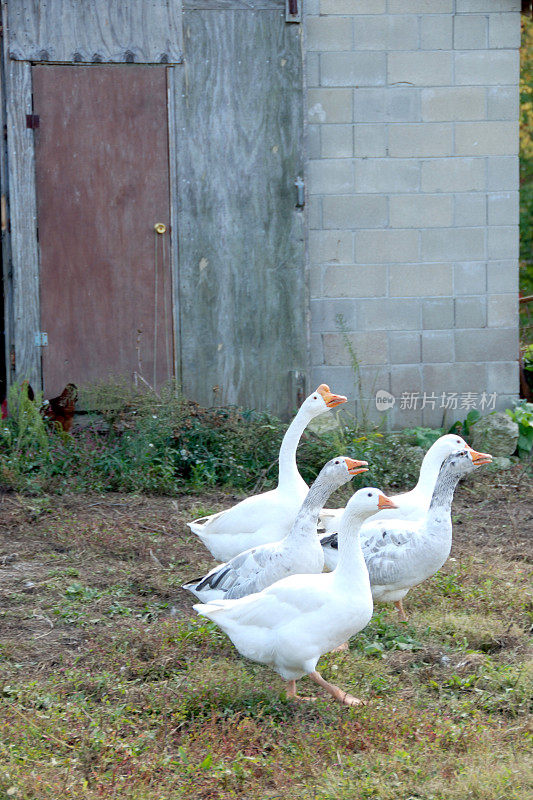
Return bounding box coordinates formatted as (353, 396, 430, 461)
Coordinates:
(313, 395, 317, 399)
(335, 460, 339, 464)
(367, 492, 372, 497)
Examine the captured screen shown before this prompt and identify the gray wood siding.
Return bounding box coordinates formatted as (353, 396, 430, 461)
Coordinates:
(174, 8, 306, 417)
(1, 14, 41, 388)
(7, 0, 183, 63)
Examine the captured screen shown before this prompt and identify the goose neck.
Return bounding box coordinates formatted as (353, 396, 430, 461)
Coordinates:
(277, 406, 312, 488)
(333, 511, 370, 583)
(415, 447, 447, 498)
(290, 474, 343, 539)
(428, 468, 462, 519)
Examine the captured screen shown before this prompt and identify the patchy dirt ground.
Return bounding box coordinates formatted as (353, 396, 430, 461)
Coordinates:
(0, 468, 531, 799)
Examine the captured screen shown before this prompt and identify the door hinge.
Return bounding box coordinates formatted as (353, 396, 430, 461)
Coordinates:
(26, 114, 40, 130)
(34, 332, 48, 346)
(285, 0, 301, 23)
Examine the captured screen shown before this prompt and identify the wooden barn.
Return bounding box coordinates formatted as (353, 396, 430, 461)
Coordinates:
(1, 0, 306, 417)
(0, 0, 525, 423)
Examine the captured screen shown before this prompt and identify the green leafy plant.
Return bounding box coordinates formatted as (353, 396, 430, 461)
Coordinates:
(448, 409, 481, 439)
(506, 401, 533, 457)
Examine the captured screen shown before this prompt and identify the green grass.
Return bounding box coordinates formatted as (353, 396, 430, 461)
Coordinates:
(0, 477, 531, 800)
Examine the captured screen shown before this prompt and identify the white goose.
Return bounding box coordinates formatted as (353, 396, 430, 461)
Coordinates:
(321, 448, 492, 621)
(187, 385, 346, 561)
(319, 434, 474, 537)
(183, 456, 368, 602)
(194, 487, 397, 706)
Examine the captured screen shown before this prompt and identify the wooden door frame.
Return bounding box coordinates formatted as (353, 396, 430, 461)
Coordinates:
(0, 48, 181, 391)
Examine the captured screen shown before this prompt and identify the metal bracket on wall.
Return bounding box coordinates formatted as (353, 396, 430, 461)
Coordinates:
(34, 332, 48, 347)
(285, 0, 301, 23)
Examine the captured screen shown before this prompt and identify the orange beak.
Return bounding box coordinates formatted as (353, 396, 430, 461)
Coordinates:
(377, 493, 397, 510)
(344, 457, 369, 475)
(317, 384, 347, 409)
(467, 447, 493, 466)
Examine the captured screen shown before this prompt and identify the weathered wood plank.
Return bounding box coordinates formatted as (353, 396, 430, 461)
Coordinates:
(7, 0, 183, 63)
(183, 0, 283, 9)
(2, 14, 41, 387)
(175, 9, 307, 417)
(0, 8, 15, 393)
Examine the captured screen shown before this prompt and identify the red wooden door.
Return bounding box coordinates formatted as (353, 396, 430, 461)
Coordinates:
(33, 65, 173, 397)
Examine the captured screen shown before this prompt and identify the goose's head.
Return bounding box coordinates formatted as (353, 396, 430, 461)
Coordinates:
(426, 434, 491, 466)
(440, 447, 493, 478)
(318, 456, 369, 489)
(345, 487, 398, 522)
(301, 384, 347, 418)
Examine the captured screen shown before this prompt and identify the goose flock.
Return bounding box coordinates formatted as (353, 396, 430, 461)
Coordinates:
(184, 384, 492, 706)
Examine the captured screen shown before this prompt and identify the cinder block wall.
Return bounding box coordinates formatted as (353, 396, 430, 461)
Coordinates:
(304, 0, 521, 427)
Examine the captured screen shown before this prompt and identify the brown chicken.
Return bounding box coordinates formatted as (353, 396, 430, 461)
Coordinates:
(41, 383, 78, 432)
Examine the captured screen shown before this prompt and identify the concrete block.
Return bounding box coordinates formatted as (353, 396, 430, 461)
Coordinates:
(311, 333, 324, 365)
(488, 12, 522, 49)
(420, 16, 453, 50)
(355, 229, 419, 263)
(354, 87, 420, 123)
(323, 331, 388, 366)
(486, 361, 519, 394)
(306, 17, 353, 52)
(323, 264, 387, 298)
(421, 158, 484, 192)
(454, 50, 519, 86)
(422, 331, 455, 363)
(353, 15, 419, 50)
(487, 293, 518, 328)
(390, 263, 453, 296)
(307, 124, 321, 159)
(309, 230, 354, 265)
(455, 295, 487, 328)
(390, 401, 429, 430)
(389, 0, 452, 11)
(422, 298, 454, 329)
(455, 328, 518, 362)
(456, 0, 520, 10)
(423, 363, 487, 396)
(487, 225, 519, 260)
(487, 156, 519, 191)
(308, 88, 353, 124)
(454, 121, 518, 156)
(307, 159, 354, 195)
(421, 87, 485, 121)
(353, 124, 388, 157)
(390, 194, 453, 228)
(391, 365, 423, 396)
(487, 260, 518, 293)
(356, 159, 420, 193)
(321, 52, 387, 88)
(306, 52, 320, 87)
(389, 123, 453, 158)
(421, 228, 485, 261)
(422, 404, 448, 429)
(357, 366, 391, 396)
(453, 15, 487, 49)
(305, 0, 320, 12)
(310, 366, 355, 399)
(453, 192, 487, 228)
(321, 125, 353, 159)
(359, 298, 421, 330)
(310, 298, 358, 333)
(487, 192, 519, 226)
(322, 195, 388, 230)
(388, 51, 453, 86)
(454, 262, 487, 295)
(454, 193, 486, 227)
(320, 0, 386, 13)
(389, 331, 421, 364)
(307, 196, 322, 230)
(487, 86, 519, 121)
